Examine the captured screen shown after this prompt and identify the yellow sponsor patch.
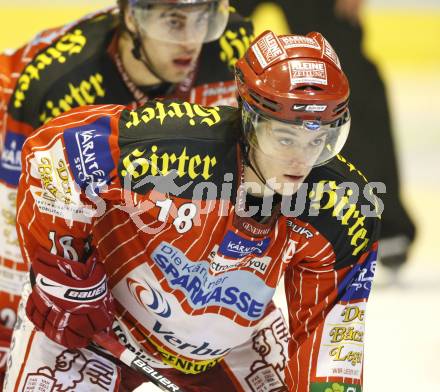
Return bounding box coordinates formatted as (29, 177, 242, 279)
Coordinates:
(219, 26, 254, 69)
(121, 145, 217, 182)
(38, 157, 74, 204)
(309, 180, 370, 256)
(13, 29, 87, 109)
(125, 101, 221, 129)
(39, 72, 106, 124)
(147, 338, 223, 375)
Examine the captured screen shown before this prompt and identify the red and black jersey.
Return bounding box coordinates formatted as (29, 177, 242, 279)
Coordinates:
(17, 100, 380, 390)
(0, 7, 253, 325)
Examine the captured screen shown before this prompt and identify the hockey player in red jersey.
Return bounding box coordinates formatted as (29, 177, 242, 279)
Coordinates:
(0, 0, 253, 384)
(6, 30, 380, 391)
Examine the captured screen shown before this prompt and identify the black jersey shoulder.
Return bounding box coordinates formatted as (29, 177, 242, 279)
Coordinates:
(195, 10, 254, 85)
(294, 154, 381, 268)
(8, 10, 133, 129)
(117, 99, 240, 198)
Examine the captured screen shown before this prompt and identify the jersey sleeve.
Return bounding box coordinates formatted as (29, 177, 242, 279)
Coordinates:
(16, 104, 124, 265)
(283, 162, 381, 391)
(0, 21, 71, 135)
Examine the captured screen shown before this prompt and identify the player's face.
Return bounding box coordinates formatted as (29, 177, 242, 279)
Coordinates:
(251, 120, 327, 196)
(136, 4, 209, 83)
(139, 34, 203, 83)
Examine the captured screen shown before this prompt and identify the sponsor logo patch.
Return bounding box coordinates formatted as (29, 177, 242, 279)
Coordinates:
(127, 278, 172, 318)
(0, 184, 22, 262)
(33, 139, 81, 205)
(132, 357, 181, 387)
(219, 25, 254, 69)
(147, 320, 230, 374)
(125, 101, 221, 129)
(316, 302, 365, 380)
(292, 104, 327, 112)
(120, 144, 217, 183)
(280, 35, 321, 50)
(218, 231, 270, 259)
(233, 216, 272, 238)
(151, 242, 275, 320)
(64, 281, 107, 301)
(36, 274, 107, 302)
(64, 116, 114, 194)
(0, 131, 25, 186)
(113, 323, 164, 367)
(39, 72, 106, 125)
(245, 316, 289, 392)
(289, 60, 328, 85)
(252, 31, 287, 69)
(13, 29, 87, 110)
(309, 180, 370, 256)
(322, 38, 341, 69)
(340, 251, 376, 301)
(30, 185, 92, 223)
(208, 245, 271, 274)
(287, 221, 314, 239)
(189, 81, 237, 107)
(310, 382, 361, 392)
(304, 120, 322, 131)
(23, 348, 116, 391)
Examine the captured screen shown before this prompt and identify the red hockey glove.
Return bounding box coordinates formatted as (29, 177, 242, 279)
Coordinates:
(26, 247, 114, 349)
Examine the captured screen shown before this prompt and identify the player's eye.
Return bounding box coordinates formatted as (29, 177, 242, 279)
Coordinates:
(310, 137, 325, 147)
(166, 18, 184, 30)
(277, 137, 294, 147)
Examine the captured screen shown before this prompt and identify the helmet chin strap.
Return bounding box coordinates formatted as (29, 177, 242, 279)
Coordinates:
(240, 114, 277, 195)
(129, 26, 171, 85)
(245, 146, 278, 196)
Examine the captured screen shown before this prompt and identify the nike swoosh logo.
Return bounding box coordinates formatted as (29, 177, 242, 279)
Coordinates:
(39, 278, 60, 288)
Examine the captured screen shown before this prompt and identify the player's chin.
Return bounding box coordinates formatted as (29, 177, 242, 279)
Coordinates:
(274, 176, 305, 196)
(164, 70, 191, 84)
(166, 61, 194, 81)
(273, 187, 300, 197)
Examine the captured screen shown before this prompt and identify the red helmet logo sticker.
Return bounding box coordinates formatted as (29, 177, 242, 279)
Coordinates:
(322, 38, 341, 69)
(252, 31, 287, 69)
(280, 35, 321, 50)
(289, 60, 328, 85)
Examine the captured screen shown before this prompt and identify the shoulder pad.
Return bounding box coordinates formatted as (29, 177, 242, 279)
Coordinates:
(62, 114, 117, 194)
(117, 100, 240, 198)
(8, 11, 118, 128)
(290, 155, 382, 268)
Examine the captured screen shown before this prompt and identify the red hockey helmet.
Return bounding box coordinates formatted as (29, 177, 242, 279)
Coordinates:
(236, 30, 351, 167)
(128, 0, 229, 44)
